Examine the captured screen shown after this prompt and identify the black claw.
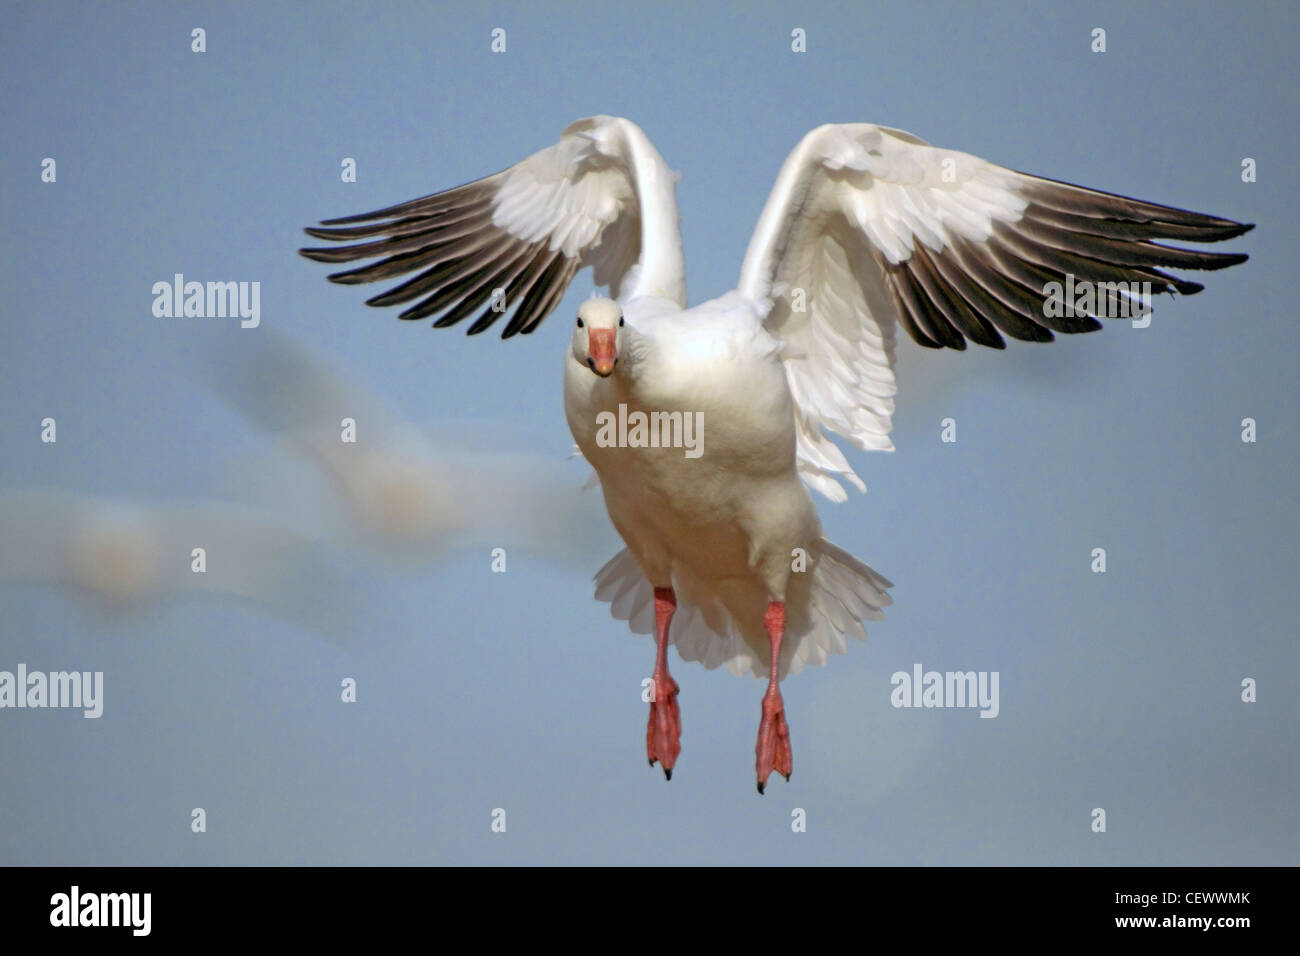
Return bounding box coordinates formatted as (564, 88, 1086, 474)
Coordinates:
(664, 767, 672, 781)
(783, 772, 791, 782)
(757, 780, 766, 795)
(649, 758, 655, 767)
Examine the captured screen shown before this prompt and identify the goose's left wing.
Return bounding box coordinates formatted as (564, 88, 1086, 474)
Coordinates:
(736, 124, 1253, 502)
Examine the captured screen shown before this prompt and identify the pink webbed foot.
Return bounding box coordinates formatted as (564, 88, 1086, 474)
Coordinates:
(755, 600, 792, 794)
(646, 672, 681, 779)
(755, 686, 792, 794)
(646, 586, 681, 780)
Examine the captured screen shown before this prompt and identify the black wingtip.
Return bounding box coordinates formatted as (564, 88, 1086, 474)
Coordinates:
(1216, 221, 1255, 240)
(327, 271, 367, 286)
(318, 212, 380, 227)
(465, 306, 505, 336)
(303, 225, 350, 241)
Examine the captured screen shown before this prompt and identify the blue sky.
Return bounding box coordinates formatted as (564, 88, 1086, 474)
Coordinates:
(1, 0, 1296, 864)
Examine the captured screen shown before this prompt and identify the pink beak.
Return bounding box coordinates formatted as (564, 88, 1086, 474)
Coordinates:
(588, 328, 617, 376)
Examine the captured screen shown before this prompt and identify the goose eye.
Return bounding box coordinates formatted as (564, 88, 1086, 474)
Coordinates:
(619, 316, 625, 327)
(576, 317, 584, 328)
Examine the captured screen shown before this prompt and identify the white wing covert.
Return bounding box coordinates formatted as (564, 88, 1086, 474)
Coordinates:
(737, 124, 1252, 501)
(301, 115, 686, 336)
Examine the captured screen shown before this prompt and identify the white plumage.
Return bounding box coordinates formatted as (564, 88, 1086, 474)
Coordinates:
(302, 115, 1250, 785)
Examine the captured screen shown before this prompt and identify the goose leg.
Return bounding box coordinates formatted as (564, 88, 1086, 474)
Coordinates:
(646, 586, 681, 779)
(755, 600, 793, 794)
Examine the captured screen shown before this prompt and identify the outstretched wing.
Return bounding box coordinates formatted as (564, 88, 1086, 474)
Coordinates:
(301, 115, 686, 337)
(737, 124, 1253, 502)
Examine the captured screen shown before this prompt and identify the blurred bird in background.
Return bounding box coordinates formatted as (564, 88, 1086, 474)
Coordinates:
(0, 331, 605, 643)
(0, 488, 343, 634)
(196, 330, 611, 570)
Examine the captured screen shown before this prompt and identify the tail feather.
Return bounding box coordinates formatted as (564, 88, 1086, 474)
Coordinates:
(592, 537, 893, 679)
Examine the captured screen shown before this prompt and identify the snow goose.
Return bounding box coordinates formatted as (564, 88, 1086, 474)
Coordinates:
(301, 116, 1251, 792)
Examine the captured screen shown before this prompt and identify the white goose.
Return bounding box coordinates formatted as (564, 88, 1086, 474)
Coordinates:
(302, 115, 1251, 792)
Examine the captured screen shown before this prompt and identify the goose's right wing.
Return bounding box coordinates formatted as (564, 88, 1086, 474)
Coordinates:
(301, 115, 686, 337)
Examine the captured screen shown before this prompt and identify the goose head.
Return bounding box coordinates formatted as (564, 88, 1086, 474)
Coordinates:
(572, 298, 624, 378)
